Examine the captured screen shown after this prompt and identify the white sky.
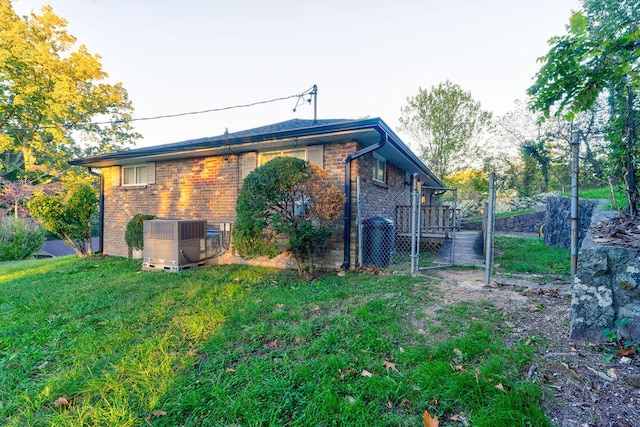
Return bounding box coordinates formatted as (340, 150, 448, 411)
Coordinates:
(14, 0, 580, 149)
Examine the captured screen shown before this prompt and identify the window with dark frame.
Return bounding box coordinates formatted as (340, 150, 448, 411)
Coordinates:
(372, 154, 386, 184)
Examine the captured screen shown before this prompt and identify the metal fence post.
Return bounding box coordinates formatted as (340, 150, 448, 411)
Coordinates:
(484, 172, 496, 285)
(410, 174, 418, 275)
(570, 133, 580, 283)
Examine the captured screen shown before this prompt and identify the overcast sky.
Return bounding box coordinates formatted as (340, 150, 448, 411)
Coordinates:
(14, 0, 580, 148)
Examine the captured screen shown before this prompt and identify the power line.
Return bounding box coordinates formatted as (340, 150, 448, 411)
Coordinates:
(3, 85, 317, 131)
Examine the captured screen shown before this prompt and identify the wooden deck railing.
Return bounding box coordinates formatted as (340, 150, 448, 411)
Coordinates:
(395, 205, 458, 237)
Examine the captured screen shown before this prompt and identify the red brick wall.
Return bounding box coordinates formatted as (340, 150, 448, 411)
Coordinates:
(355, 153, 410, 220)
(102, 141, 415, 270)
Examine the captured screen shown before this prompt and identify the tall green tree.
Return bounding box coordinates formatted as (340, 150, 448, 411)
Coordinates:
(528, 0, 640, 215)
(399, 80, 492, 179)
(0, 0, 139, 181)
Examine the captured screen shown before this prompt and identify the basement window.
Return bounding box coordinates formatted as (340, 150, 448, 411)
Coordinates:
(372, 153, 386, 184)
(122, 164, 148, 186)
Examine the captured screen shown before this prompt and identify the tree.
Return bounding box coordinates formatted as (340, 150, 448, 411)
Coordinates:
(28, 183, 98, 256)
(399, 80, 492, 179)
(233, 157, 344, 275)
(0, 1, 139, 181)
(528, 0, 640, 215)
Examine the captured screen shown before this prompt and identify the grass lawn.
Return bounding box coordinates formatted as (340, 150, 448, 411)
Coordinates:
(561, 186, 627, 211)
(1, 257, 550, 426)
(494, 236, 570, 277)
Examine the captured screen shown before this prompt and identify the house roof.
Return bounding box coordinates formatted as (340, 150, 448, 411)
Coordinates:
(69, 117, 444, 188)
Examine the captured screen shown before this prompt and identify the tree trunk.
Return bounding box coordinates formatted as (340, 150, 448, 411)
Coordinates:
(625, 84, 638, 217)
(86, 217, 93, 256)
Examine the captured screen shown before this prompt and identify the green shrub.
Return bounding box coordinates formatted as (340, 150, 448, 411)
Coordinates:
(28, 184, 99, 256)
(233, 157, 343, 274)
(0, 216, 46, 261)
(125, 214, 155, 251)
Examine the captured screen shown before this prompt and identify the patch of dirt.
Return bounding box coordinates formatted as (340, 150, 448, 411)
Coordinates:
(431, 268, 640, 427)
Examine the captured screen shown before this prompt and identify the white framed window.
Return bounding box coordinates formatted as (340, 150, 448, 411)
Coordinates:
(372, 153, 386, 183)
(122, 164, 148, 186)
(259, 148, 306, 166)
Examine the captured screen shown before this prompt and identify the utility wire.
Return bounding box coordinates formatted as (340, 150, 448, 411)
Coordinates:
(3, 85, 317, 131)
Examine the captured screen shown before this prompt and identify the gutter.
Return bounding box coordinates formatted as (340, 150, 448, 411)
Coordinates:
(88, 168, 104, 254)
(341, 130, 387, 270)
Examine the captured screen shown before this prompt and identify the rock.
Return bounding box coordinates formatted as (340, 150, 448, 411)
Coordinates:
(570, 208, 640, 342)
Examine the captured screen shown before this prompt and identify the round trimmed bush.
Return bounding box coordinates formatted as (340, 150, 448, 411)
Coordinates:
(125, 214, 155, 251)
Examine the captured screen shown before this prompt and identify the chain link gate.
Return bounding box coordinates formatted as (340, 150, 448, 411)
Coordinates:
(355, 174, 458, 274)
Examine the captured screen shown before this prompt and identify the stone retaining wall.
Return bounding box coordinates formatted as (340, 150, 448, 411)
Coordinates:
(543, 196, 600, 249)
(460, 211, 545, 233)
(570, 208, 640, 341)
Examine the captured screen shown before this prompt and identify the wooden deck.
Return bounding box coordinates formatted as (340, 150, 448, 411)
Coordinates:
(395, 205, 457, 237)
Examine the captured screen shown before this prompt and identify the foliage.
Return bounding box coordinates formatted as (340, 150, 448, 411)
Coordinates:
(0, 178, 37, 217)
(399, 80, 492, 179)
(491, 99, 608, 198)
(27, 183, 98, 256)
(443, 169, 489, 217)
(0, 258, 550, 426)
(233, 157, 344, 274)
(0, 0, 139, 180)
(0, 216, 45, 260)
(124, 213, 155, 251)
(599, 318, 639, 361)
(528, 0, 640, 215)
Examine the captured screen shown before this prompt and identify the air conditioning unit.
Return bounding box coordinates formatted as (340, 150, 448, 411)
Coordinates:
(142, 219, 207, 272)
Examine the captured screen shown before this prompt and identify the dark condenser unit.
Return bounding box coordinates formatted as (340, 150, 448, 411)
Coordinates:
(142, 219, 207, 271)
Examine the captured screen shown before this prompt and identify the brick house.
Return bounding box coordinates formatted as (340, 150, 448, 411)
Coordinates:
(69, 117, 445, 270)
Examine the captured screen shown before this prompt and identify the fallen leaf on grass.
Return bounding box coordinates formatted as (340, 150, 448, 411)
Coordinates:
(383, 360, 399, 373)
(265, 339, 278, 348)
(449, 414, 461, 422)
(495, 383, 506, 393)
(618, 347, 636, 357)
(225, 367, 236, 373)
(37, 361, 49, 370)
(561, 362, 580, 377)
(450, 364, 465, 373)
(453, 348, 463, 361)
(96, 321, 107, 326)
(422, 410, 439, 427)
(146, 410, 167, 419)
(53, 397, 69, 407)
(361, 369, 373, 378)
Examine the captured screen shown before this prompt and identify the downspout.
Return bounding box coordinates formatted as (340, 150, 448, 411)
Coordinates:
(341, 131, 387, 270)
(88, 167, 104, 254)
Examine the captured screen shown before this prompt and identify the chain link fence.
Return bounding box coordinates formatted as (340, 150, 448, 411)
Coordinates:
(356, 177, 458, 273)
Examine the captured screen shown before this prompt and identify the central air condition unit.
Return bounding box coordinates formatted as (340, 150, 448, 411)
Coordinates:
(142, 219, 207, 272)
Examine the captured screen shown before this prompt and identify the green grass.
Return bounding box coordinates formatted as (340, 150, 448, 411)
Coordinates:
(1, 257, 550, 426)
(561, 186, 627, 210)
(494, 236, 570, 276)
